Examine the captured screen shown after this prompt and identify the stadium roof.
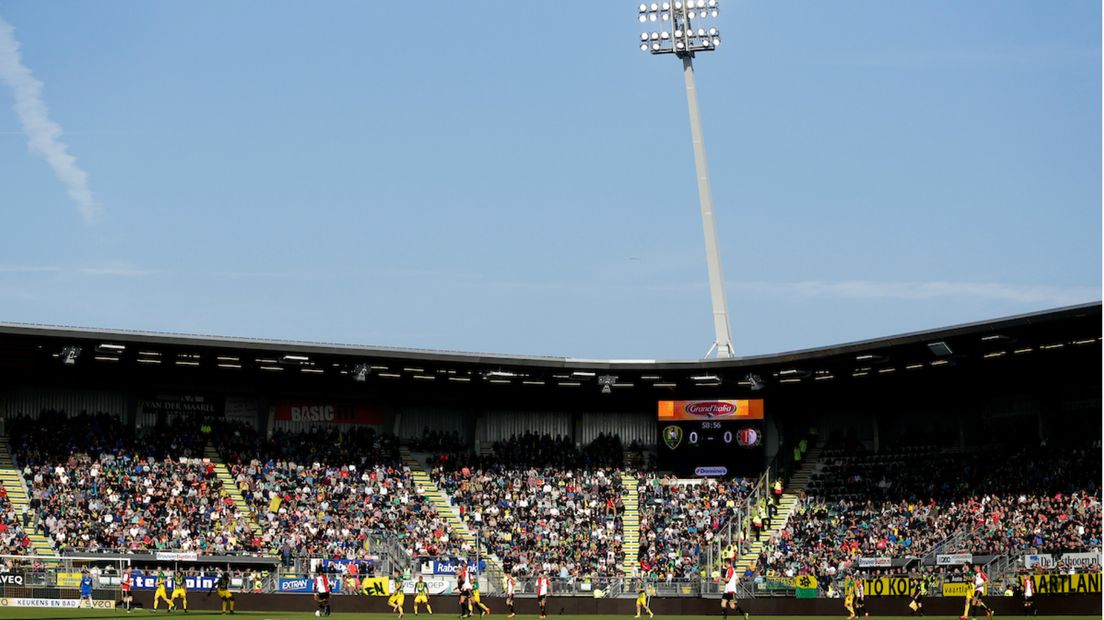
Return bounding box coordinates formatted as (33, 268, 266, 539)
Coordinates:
(0, 302, 1099, 392)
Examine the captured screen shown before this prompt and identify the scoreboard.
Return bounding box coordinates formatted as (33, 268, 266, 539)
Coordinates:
(657, 399, 766, 477)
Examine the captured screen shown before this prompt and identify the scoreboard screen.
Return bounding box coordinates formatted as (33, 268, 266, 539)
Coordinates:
(657, 399, 766, 477)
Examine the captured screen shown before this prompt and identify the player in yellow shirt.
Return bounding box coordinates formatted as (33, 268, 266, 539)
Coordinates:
(634, 582, 654, 618)
(844, 579, 856, 620)
(413, 576, 432, 615)
(171, 570, 189, 612)
(207, 571, 236, 614)
(388, 573, 406, 618)
(471, 579, 490, 617)
(153, 569, 173, 611)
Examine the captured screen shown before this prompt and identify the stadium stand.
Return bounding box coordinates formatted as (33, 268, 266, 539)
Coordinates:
(0, 482, 31, 555)
(217, 424, 467, 561)
(11, 412, 260, 554)
(431, 432, 627, 578)
(637, 474, 754, 580)
(753, 439, 1103, 579)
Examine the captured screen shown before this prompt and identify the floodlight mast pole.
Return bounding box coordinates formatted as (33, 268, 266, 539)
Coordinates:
(638, 1, 734, 359)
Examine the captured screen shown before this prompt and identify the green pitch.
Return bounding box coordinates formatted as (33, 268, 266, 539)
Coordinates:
(0, 608, 1095, 613)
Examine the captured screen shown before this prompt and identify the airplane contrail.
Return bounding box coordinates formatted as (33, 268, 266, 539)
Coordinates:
(0, 15, 100, 223)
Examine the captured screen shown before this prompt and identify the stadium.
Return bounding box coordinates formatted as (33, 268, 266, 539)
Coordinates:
(0, 301, 1097, 617)
(0, 1, 1099, 619)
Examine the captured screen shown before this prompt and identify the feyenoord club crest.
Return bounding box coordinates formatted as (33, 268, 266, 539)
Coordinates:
(662, 425, 683, 450)
(737, 427, 762, 447)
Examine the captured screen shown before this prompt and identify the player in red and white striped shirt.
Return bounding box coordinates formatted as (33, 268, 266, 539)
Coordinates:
(535, 573, 550, 619)
(720, 562, 749, 620)
(960, 565, 992, 620)
(1021, 572, 1036, 616)
(458, 561, 473, 618)
(314, 572, 332, 617)
(504, 573, 517, 618)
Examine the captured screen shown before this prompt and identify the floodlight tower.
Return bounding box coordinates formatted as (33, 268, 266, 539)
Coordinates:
(638, 1, 734, 359)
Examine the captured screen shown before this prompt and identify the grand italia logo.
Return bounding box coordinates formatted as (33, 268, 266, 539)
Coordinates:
(684, 401, 737, 417)
(662, 425, 683, 450)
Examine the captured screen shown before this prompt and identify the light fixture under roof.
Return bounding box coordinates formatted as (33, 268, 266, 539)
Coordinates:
(927, 341, 953, 357)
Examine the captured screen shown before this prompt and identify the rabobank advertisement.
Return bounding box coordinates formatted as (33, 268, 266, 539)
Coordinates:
(419, 559, 486, 575)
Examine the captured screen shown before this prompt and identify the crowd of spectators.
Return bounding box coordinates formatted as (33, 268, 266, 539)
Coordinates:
(11, 412, 259, 554)
(637, 474, 754, 581)
(219, 425, 465, 562)
(0, 483, 31, 555)
(754, 441, 1102, 581)
(432, 433, 626, 579)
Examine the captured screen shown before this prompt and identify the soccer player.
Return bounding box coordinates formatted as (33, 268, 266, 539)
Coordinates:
(388, 572, 406, 618)
(1021, 572, 1036, 616)
(413, 575, 432, 615)
(908, 579, 925, 616)
(170, 570, 189, 613)
(853, 579, 868, 618)
(720, 562, 748, 620)
(503, 573, 517, 618)
(965, 565, 993, 620)
(471, 577, 490, 617)
(844, 578, 856, 620)
(79, 569, 94, 609)
(314, 571, 332, 617)
(120, 569, 133, 613)
(154, 569, 173, 612)
(535, 573, 550, 620)
(458, 561, 474, 618)
(208, 570, 236, 615)
(634, 581, 654, 618)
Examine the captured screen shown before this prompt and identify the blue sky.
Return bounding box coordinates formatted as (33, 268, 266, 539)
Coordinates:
(0, 1, 1099, 360)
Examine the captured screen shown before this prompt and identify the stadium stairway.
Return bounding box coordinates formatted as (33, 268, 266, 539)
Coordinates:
(0, 436, 58, 559)
(621, 475, 641, 577)
(731, 448, 822, 574)
(204, 445, 266, 547)
(397, 447, 500, 572)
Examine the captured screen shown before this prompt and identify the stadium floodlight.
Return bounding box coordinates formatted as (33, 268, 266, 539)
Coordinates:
(598, 374, 618, 395)
(352, 363, 371, 382)
(61, 345, 81, 366)
(637, 0, 733, 359)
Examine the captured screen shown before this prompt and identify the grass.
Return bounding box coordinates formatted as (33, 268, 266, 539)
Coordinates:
(0, 613, 1099, 620)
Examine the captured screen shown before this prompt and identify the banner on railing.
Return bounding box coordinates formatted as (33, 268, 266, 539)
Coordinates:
(358, 577, 390, 596)
(769, 575, 818, 590)
(1024, 552, 1102, 569)
(278, 577, 344, 594)
(419, 559, 486, 575)
(860, 577, 922, 596)
(315, 559, 364, 574)
(936, 553, 973, 566)
(0, 575, 25, 586)
(154, 552, 198, 562)
(0, 598, 113, 609)
(857, 558, 892, 568)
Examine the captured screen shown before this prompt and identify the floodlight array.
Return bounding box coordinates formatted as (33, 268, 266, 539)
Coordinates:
(638, 0, 720, 55)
